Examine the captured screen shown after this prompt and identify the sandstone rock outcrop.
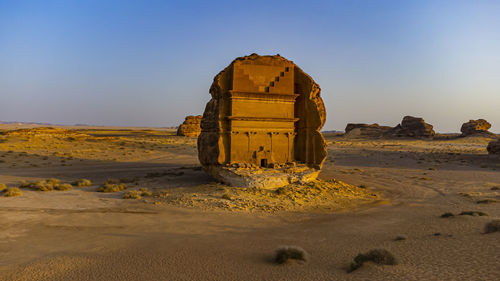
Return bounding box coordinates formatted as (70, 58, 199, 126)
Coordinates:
(389, 116, 435, 138)
(461, 119, 492, 136)
(487, 139, 500, 155)
(176, 115, 202, 137)
(344, 123, 392, 138)
(198, 54, 327, 188)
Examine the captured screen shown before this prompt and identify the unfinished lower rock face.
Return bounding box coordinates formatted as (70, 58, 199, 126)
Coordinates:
(389, 116, 435, 138)
(198, 54, 327, 189)
(177, 115, 202, 137)
(205, 164, 319, 189)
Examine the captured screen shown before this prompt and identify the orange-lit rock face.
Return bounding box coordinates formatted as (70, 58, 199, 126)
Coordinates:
(177, 115, 202, 137)
(198, 54, 327, 175)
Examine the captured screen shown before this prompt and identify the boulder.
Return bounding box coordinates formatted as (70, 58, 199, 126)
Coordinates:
(461, 119, 492, 136)
(176, 115, 202, 137)
(198, 54, 327, 189)
(344, 123, 393, 138)
(389, 116, 435, 138)
(487, 139, 500, 155)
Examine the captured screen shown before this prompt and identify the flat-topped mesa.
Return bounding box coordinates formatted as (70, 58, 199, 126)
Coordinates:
(198, 54, 327, 189)
(344, 123, 393, 138)
(177, 115, 202, 137)
(461, 119, 492, 136)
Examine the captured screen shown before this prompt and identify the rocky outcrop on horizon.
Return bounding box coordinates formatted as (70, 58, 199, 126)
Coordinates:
(176, 115, 202, 137)
(389, 116, 435, 138)
(460, 119, 493, 136)
(344, 123, 393, 138)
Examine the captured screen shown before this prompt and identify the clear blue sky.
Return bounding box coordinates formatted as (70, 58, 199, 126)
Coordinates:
(1, 0, 499, 132)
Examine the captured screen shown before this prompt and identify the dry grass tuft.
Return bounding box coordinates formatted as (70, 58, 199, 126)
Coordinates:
(98, 182, 126, 193)
(20, 178, 71, 191)
(274, 246, 308, 264)
(459, 211, 488, 217)
(476, 199, 499, 204)
(348, 249, 398, 272)
(393, 235, 407, 241)
(484, 220, 500, 234)
(440, 212, 455, 218)
(73, 179, 92, 187)
(3, 187, 23, 197)
(55, 183, 72, 191)
(123, 188, 152, 199)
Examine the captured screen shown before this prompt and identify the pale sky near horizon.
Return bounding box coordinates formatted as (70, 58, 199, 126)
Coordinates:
(1, 0, 499, 133)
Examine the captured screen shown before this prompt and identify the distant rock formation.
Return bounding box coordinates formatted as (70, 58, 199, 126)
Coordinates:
(487, 139, 500, 155)
(176, 115, 202, 137)
(389, 116, 435, 138)
(461, 119, 492, 136)
(344, 123, 392, 138)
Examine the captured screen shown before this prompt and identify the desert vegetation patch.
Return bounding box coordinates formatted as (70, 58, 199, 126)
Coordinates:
(274, 246, 308, 264)
(123, 188, 152, 199)
(348, 249, 398, 272)
(20, 178, 72, 191)
(2, 187, 23, 197)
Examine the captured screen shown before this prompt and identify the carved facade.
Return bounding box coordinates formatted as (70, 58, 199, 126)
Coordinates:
(198, 54, 327, 175)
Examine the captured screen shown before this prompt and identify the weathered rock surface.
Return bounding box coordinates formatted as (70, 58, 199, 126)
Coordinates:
(206, 164, 320, 189)
(389, 116, 435, 138)
(461, 119, 492, 136)
(198, 54, 327, 188)
(177, 115, 202, 137)
(344, 123, 393, 138)
(487, 139, 500, 155)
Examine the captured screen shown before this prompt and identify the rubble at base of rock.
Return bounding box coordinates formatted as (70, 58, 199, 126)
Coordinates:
(205, 164, 320, 189)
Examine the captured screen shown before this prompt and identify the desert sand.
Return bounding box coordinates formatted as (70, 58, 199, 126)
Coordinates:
(0, 125, 499, 280)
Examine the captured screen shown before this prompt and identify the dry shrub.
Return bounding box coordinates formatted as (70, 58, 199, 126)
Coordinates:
(3, 187, 22, 197)
(123, 188, 152, 199)
(139, 187, 152, 196)
(20, 178, 71, 191)
(104, 179, 120, 184)
(348, 249, 397, 273)
(393, 235, 407, 241)
(440, 212, 455, 218)
(274, 246, 308, 264)
(459, 211, 488, 217)
(73, 179, 92, 187)
(98, 183, 126, 193)
(55, 183, 72, 191)
(476, 199, 498, 204)
(484, 220, 500, 234)
(47, 178, 60, 185)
